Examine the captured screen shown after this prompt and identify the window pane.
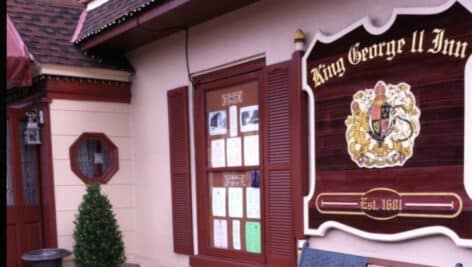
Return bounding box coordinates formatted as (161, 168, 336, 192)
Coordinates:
(75, 139, 112, 179)
(19, 122, 39, 205)
(76, 139, 96, 178)
(102, 144, 111, 174)
(7, 121, 14, 206)
(205, 81, 259, 168)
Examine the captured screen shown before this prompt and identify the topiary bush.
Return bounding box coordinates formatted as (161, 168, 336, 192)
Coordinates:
(73, 184, 126, 267)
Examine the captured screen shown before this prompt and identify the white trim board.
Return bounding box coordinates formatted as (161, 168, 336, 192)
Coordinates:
(301, 0, 472, 248)
(465, 56, 472, 199)
(86, 0, 110, 11)
(187, 81, 199, 255)
(37, 63, 133, 82)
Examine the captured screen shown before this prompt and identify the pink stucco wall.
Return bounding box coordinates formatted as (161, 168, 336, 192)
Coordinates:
(127, 0, 471, 266)
(50, 99, 136, 267)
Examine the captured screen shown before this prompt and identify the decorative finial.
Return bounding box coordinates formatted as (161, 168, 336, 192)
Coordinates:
(294, 29, 305, 42)
(294, 29, 306, 51)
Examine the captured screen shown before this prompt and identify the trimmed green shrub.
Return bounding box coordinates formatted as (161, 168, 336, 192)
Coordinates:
(73, 184, 126, 267)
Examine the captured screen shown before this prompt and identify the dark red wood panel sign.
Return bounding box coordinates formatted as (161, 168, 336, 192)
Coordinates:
(302, 0, 472, 247)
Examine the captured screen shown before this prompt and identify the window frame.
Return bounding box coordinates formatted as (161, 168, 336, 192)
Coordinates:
(193, 58, 267, 264)
(69, 132, 119, 184)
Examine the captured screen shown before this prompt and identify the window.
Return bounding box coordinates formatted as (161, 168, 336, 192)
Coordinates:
(69, 133, 119, 184)
(193, 59, 266, 264)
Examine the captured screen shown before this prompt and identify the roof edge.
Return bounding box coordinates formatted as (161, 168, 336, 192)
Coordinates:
(36, 63, 133, 82)
(74, 0, 163, 45)
(71, 9, 88, 43)
(86, 0, 110, 11)
(74, 0, 184, 46)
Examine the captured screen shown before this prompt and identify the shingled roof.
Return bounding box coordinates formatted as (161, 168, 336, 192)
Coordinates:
(74, 0, 162, 44)
(7, 0, 133, 71)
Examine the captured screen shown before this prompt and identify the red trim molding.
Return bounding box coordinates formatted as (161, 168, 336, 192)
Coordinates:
(189, 255, 265, 267)
(290, 50, 307, 239)
(193, 58, 265, 86)
(39, 101, 59, 247)
(35, 76, 131, 103)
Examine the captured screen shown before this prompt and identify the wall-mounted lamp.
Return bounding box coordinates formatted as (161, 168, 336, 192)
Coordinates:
(24, 109, 41, 145)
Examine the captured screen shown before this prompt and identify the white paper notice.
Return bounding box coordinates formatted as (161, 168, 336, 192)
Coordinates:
(211, 139, 226, 168)
(243, 135, 259, 166)
(232, 220, 241, 250)
(213, 219, 228, 249)
(228, 187, 243, 218)
(246, 187, 260, 219)
(226, 137, 242, 167)
(229, 105, 238, 137)
(212, 187, 226, 217)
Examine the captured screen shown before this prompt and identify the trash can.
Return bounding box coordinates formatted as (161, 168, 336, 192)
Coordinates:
(22, 248, 71, 267)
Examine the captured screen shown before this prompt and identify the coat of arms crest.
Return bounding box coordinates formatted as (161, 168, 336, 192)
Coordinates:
(345, 81, 421, 168)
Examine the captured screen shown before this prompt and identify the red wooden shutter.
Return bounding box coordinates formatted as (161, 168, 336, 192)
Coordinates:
(263, 62, 296, 267)
(290, 51, 308, 239)
(167, 86, 194, 255)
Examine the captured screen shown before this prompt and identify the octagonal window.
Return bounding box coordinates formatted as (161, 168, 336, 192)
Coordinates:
(69, 133, 119, 184)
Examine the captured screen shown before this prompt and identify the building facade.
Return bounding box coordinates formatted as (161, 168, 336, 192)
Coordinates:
(6, 0, 472, 266)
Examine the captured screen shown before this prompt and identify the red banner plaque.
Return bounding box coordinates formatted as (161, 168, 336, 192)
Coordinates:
(302, 0, 472, 247)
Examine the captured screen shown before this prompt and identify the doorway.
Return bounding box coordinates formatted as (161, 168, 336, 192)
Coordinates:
(7, 106, 44, 267)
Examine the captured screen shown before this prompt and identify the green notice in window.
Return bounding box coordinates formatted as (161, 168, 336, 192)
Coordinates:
(245, 221, 261, 253)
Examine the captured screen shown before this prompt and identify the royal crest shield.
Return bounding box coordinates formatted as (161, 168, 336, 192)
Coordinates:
(345, 81, 421, 168)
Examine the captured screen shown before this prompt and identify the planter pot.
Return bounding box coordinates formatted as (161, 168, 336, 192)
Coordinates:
(22, 248, 71, 267)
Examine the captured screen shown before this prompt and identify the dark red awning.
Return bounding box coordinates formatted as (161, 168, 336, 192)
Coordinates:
(7, 15, 32, 89)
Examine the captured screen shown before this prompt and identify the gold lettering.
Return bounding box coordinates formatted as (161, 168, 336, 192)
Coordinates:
(454, 41, 468, 58)
(443, 39, 456, 56)
(310, 29, 469, 91)
(411, 31, 417, 53)
(310, 57, 346, 88)
(348, 43, 362, 65)
(348, 39, 405, 64)
(428, 28, 445, 54)
(397, 38, 406, 54)
(361, 197, 368, 210)
(368, 45, 378, 59)
(361, 47, 369, 61)
(311, 67, 325, 88)
(382, 199, 403, 211)
(361, 197, 377, 211)
(324, 63, 334, 78)
(385, 40, 397, 61)
(428, 28, 468, 58)
(378, 42, 386, 57)
(335, 58, 346, 77)
(418, 30, 425, 53)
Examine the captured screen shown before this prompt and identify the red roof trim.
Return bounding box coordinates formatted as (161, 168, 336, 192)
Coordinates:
(81, 0, 188, 50)
(74, 0, 161, 44)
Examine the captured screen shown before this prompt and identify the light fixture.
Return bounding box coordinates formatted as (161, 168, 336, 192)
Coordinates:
(24, 109, 41, 145)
